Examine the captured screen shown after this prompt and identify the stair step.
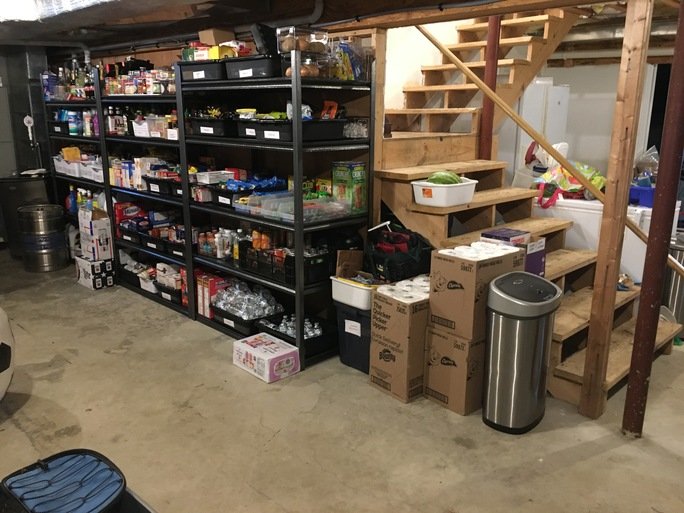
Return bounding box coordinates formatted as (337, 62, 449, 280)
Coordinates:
(404, 84, 479, 93)
(408, 187, 538, 215)
(446, 35, 541, 52)
(457, 14, 559, 33)
(385, 107, 479, 116)
(553, 287, 641, 343)
(545, 249, 597, 282)
(553, 318, 682, 390)
(443, 217, 573, 247)
(376, 159, 507, 182)
(421, 59, 530, 72)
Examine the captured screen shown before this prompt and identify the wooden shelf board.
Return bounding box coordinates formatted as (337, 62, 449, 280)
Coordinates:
(554, 318, 682, 390)
(421, 59, 529, 71)
(446, 35, 539, 51)
(385, 107, 479, 115)
(545, 249, 597, 281)
(443, 217, 573, 247)
(552, 287, 641, 342)
(458, 14, 558, 32)
(376, 159, 507, 181)
(408, 187, 537, 215)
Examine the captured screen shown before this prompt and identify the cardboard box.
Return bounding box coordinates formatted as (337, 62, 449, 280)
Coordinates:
(332, 161, 367, 214)
(197, 273, 231, 319)
(480, 228, 531, 246)
(78, 208, 113, 261)
(199, 28, 236, 46)
(479, 235, 546, 277)
(233, 333, 300, 383)
(429, 247, 525, 341)
(369, 291, 430, 403)
(424, 326, 485, 415)
(75, 255, 115, 290)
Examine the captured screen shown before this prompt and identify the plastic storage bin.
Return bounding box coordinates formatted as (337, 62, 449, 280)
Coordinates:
(411, 176, 478, 207)
(331, 276, 375, 310)
(179, 61, 226, 81)
(276, 26, 328, 54)
(334, 301, 371, 373)
(144, 176, 176, 195)
(630, 185, 655, 207)
(256, 120, 346, 142)
(211, 305, 273, 336)
(154, 282, 182, 304)
(256, 315, 338, 360)
(189, 117, 238, 137)
(224, 55, 281, 79)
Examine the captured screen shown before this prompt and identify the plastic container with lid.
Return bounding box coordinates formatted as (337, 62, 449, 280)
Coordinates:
(276, 26, 328, 54)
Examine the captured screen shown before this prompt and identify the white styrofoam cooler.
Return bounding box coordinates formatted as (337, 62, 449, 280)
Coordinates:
(410, 177, 478, 207)
(0, 307, 15, 401)
(533, 197, 680, 282)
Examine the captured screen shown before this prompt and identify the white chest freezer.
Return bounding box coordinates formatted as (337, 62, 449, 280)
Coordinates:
(533, 197, 680, 283)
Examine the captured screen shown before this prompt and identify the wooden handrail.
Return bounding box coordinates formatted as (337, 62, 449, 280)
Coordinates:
(416, 24, 684, 279)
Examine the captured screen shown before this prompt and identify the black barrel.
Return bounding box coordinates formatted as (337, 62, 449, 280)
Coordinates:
(17, 204, 68, 272)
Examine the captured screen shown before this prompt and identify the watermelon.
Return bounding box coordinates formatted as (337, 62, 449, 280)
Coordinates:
(427, 170, 462, 184)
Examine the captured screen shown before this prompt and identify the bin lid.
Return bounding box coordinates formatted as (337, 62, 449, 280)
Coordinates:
(488, 271, 562, 318)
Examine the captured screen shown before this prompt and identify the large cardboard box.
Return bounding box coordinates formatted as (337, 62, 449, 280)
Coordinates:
(78, 208, 113, 261)
(424, 326, 485, 415)
(429, 247, 525, 341)
(369, 291, 430, 403)
(233, 333, 300, 383)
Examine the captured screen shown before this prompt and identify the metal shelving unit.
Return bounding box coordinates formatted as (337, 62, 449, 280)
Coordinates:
(111, 186, 183, 207)
(101, 95, 177, 104)
(49, 134, 101, 145)
(115, 238, 186, 266)
(180, 52, 373, 367)
(55, 173, 105, 189)
(105, 135, 180, 148)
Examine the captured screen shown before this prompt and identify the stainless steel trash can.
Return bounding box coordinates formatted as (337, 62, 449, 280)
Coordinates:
(483, 271, 562, 434)
(663, 233, 684, 323)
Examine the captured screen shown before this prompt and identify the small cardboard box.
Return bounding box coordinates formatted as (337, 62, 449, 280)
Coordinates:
(479, 235, 546, 277)
(332, 161, 367, 214)
(429, 247, 525, 341)
(197, 273, 232, 319)
(75, 255, 115, 290)
(199, 28, 236, 46)
(233, 333, 301, 383)
(480, 227, 531, 246)
(424, 326, 485, 415)
(369, 291, 430, 403)
(78, 208, 113, 261)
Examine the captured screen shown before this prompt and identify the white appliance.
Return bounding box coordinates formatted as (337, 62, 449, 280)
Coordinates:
(0, 307, 14, 401)
(499, 77, 570, 180)
(533, 197, 680, 283)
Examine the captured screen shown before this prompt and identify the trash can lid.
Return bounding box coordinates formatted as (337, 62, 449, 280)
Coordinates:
(488, 271, 562, 318)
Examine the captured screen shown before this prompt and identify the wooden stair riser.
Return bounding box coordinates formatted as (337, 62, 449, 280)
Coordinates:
(380, 133, 481, 169)
(442, 217, 572, 249)
(457, 14, 561, 35)
(385, 110, 479, 134)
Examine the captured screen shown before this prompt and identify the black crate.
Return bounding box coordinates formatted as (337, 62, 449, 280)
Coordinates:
(282, 251, 332, 286)
(179, 60, 226, 81)
(47, 120, 70, 135)
(256, 315, 338, 359)
(154, 281, 182, 305)
(240, 246, 260, 274)
(144, 177, 177, 196)
(211, 187, 249, 208)
(189, 117, 238, 137)
(170, 183, 185, 197)
(334, 302, 371, 374)
(119, 266, 141, 288)
(139, 234, 167, 253)
(224, 55, 281, 80)
(237, 120, 259, 138)
(119, 226, 141, 245)
(211, 305, 277, 336)
(166, 240, 188, 259)
(256, 120, 346, 143)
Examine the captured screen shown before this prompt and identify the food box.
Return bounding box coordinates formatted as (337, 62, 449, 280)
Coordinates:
(332, 161, 367, 214)
(75, 255, 115, 290)
(196, 170, 236, 184)
(410, 176, 478, 207)
(232, 332, 301, 383)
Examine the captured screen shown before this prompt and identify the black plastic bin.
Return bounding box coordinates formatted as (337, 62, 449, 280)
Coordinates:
(143, 177, 176, 196)
(138, 234, 166, 253)
(224, 55, 280, 80)
(282, 251, 332, 286)
(211, 305, 274, 336)
(166, 240, 190, 259)
(179, 60, 226, 81)
(119, 266, 141, 288)
(118, 226, 141, 245)
(189, 117, 238, 137)
(256, 315, 338, 359)
(154, 281, 182, 305)
(47, 120, 70, 135)
(334, 301, 371, 374)
(256, 119, 346, 142)
(237, 120, 259, 138)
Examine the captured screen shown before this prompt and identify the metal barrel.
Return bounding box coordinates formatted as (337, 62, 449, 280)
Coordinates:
(17, 204, 69, 272)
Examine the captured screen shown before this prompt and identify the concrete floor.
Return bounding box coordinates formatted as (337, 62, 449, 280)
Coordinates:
(1, 250, 683, 513)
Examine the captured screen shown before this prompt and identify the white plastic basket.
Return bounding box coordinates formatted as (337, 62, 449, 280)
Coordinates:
(53, 156, 80, 177)
(411, 176, 478, 207)
(331, 276, 375, 310)
(80, 162, 104, 183)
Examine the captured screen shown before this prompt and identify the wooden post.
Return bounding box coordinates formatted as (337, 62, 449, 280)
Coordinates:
(578, 0, 654, 419)
(414, 24, 684, 279)
(622, 0, 684, 437)
(372, 28, 387, 225)
(479, 15, 501, 160)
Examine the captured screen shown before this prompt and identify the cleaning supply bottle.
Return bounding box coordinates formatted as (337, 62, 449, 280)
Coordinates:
(233, 228, 243, 266)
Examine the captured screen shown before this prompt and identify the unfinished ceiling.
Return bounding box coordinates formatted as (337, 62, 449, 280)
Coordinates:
(0, 0, 679, 63)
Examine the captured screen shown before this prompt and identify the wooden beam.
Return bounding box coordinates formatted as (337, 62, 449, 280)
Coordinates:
(579, 0, 655, 419)
(325, 0, 586, 31)
(623, 0, 684, 437)
(548, 55, 674, 67)
(660, 0, 680, 9)
(415, 22, 684, 281)
(479, 16, 501, 160)
(371, 28, 387, 225)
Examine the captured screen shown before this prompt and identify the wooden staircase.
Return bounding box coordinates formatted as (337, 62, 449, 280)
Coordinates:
(384, 8, 579, 145)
